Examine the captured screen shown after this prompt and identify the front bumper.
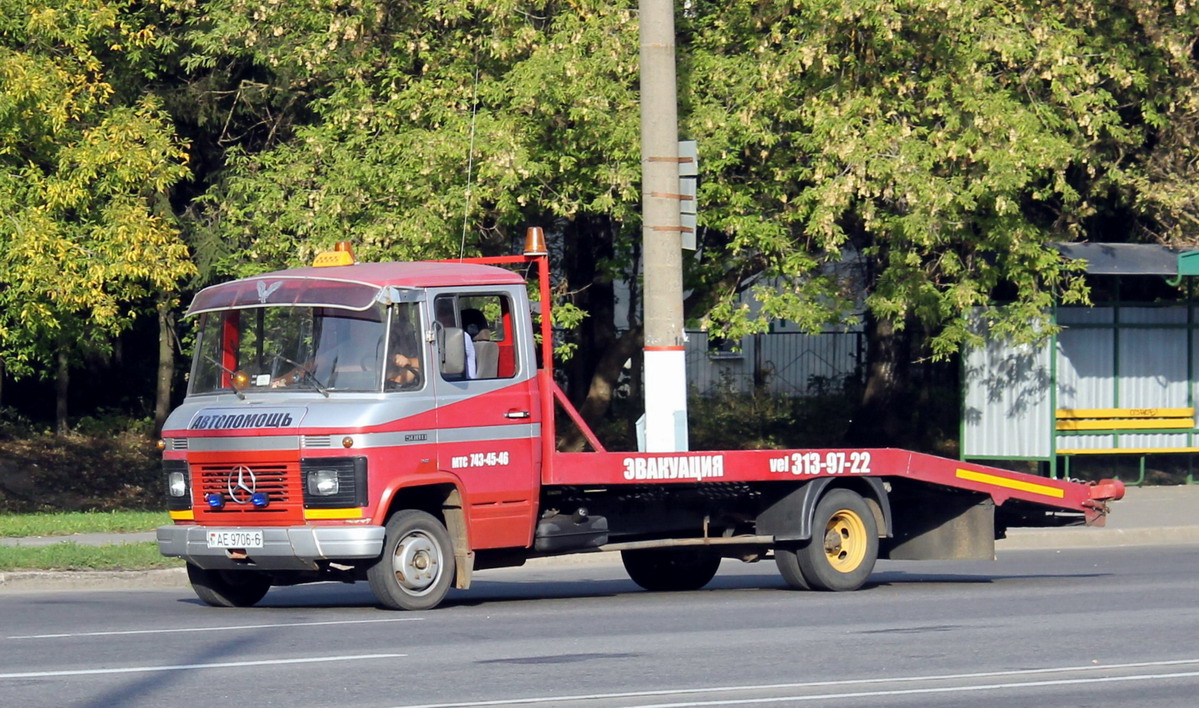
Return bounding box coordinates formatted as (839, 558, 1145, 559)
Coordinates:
(157, 524, 385, 571)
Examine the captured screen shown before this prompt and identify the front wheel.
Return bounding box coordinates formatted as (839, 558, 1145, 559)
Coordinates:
(186, 564, 271, 607)
(775, 489, 878, 592)
(367, 510, 456, 610)
(621, 548, 721, 592)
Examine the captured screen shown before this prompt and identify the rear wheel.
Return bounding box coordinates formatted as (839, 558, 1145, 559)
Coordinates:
(774, 545, 812, 590)
(186, 564, 271, 607)
(621, 548, 721, 592)
(775, 489, 878, 592)
(367, 510, 455, 610)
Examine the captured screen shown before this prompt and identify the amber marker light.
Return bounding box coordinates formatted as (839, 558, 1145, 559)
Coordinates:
(523, 226, 548, 256)
(342, 436, 355, 448)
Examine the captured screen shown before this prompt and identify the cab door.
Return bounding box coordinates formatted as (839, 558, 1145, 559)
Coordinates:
(430, 286, 540, 549)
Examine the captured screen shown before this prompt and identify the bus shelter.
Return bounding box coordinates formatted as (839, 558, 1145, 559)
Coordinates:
(962, 243, 1199, 483)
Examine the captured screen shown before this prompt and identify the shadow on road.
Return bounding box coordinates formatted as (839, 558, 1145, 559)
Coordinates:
(161, 561, 1110, 612)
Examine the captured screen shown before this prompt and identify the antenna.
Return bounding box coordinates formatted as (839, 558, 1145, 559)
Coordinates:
(459, 64, 481, 260)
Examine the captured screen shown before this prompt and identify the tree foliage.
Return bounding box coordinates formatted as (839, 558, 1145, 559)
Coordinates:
(682, 0, 1181, 358)
(4, 0, 1199, 443)
(181, 1, 642, 277)
(183, 2, 1199, 353)
(0, 0, 193, 379)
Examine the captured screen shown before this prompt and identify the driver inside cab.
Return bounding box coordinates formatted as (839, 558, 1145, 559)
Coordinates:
(387, 305, 423, 389)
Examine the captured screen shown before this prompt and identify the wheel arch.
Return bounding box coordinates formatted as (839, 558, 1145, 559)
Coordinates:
(378, 480, 473, 590)
(757, 477, 892, 542)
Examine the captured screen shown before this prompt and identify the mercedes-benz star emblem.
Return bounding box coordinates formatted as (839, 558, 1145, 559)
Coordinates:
(227, 465, 257, 504)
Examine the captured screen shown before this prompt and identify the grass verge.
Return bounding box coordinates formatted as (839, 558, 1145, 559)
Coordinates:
(0, 510, 166, 537)
(0, 542, 181, 572)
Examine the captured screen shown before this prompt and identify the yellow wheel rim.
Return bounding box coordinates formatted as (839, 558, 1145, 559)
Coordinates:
(823, 509, 868, 572)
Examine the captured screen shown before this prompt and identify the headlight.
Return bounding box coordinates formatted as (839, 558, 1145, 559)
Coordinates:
(163, 460, 191, 511)
(168, 472, 188, 497)
(301, 457, 367, 508)
(308, 469, 341, 496)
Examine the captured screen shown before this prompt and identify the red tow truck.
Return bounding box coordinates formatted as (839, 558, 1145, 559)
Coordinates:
(157, 233, 1124, 609)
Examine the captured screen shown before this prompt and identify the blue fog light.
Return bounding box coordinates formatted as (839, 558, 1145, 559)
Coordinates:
(250, 492, 270, 508)
(206, 493, 225, 509)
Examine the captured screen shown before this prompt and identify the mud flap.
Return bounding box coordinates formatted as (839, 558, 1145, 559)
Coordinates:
(441, 502, 474, 590)
(885, 488, 995, 561)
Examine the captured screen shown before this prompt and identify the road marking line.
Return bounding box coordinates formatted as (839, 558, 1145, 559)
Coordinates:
(0, 653, 405, 680)
(387, 658, 1199, 707)
(8, 616, 423, 640)
(629, 670, 1199, 707)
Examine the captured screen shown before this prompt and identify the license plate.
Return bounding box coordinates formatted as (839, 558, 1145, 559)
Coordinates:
(206, 530, 264, 549)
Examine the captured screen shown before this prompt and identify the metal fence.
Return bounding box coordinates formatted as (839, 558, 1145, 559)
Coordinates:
(685, 329, 864, 397)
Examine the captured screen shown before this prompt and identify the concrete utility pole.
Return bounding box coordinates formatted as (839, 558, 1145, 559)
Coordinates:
(639, 0, 689, 452)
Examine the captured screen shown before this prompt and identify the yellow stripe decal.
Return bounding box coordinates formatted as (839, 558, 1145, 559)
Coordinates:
(168, 510, 194, 521)
(304, 508, 364, 520)
(955, 469, 1065, 498)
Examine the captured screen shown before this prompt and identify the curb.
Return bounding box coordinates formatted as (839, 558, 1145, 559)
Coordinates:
(0, 567, 187, 593)
(997, 525, 1199, 550)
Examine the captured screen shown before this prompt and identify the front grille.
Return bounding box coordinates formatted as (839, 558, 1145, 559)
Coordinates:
(196, 461, 302, 515)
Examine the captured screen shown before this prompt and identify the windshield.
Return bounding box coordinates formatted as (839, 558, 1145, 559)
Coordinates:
(191, 304, 396, 394)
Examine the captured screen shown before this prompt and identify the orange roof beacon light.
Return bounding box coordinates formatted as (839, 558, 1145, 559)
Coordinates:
(523, 226, 548, 257)
(313, 241, 357, 267)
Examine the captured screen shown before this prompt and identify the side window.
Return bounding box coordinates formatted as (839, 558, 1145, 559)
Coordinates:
(433, 294, 517, 381)
(385, 303, 424, 390)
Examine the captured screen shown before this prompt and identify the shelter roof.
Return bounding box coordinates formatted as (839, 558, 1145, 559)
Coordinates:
(1053, 243, 1187, 275)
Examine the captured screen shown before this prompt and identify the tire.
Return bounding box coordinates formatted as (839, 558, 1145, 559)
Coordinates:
(621, 548, 722, 592)
(774, 544, 812, 590)
(775, 488, 878, 592)
(367, 510, 456, 610)
(186, 564, 271, 607)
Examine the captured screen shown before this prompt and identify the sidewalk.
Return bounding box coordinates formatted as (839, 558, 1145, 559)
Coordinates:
(1, 485, 1195, 592)
(0, 530, 157, 547)
(1000, 484, 1199, 549)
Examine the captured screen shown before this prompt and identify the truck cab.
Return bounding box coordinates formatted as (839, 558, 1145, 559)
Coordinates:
(158, 250, 545, 609)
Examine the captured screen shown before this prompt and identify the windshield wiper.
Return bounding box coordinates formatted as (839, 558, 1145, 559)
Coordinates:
(204, 355, 246, 400)
(304, 370, 331, 398)
(273, 353, 330, 398)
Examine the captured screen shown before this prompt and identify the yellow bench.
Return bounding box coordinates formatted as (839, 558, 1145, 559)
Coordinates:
(1056, 407, 1199, 455)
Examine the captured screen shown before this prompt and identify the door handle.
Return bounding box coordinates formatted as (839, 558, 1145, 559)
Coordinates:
(505, 410, 531, 419)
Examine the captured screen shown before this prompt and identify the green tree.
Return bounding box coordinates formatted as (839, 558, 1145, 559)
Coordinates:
(0, 0, 194, 433)
(176, 1, 1199, 448)
(680, 0, 1193, 445)
(177, 2, 639, 269)
(175, 1, 644, 451)
(1107, 0, 1199, 246)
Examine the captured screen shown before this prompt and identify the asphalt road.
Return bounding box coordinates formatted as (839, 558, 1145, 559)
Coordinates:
(2, 545, 1197, 708)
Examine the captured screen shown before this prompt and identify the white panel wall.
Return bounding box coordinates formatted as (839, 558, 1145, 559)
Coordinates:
(962, 322, 1053, 458)
(1056, 329, 1114, 410)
